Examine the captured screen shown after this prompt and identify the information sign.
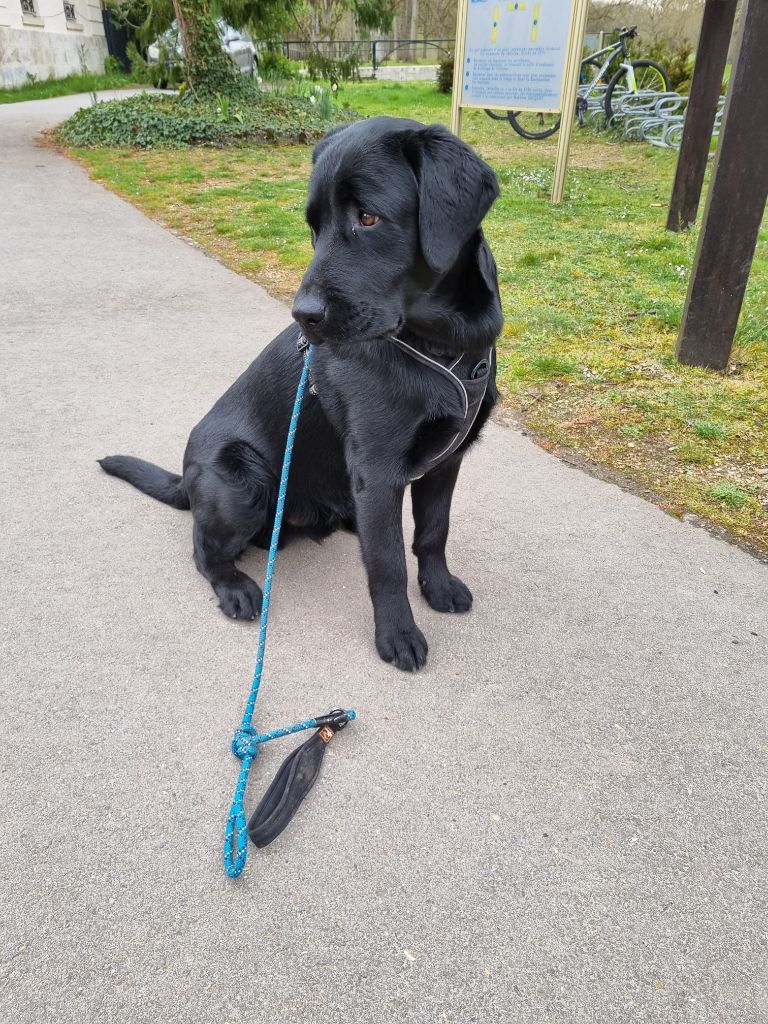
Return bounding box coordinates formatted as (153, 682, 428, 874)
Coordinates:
(461, 0, 575, 111)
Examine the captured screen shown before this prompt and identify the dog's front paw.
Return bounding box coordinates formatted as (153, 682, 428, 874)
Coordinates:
(375, 620, 428, 672)
(419, 573, 473, 613)
(215, 576, 263, 620)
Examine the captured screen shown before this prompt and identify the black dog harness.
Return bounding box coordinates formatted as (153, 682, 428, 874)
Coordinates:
(297, 332, 494, 477)
(390, 336, 494, 477)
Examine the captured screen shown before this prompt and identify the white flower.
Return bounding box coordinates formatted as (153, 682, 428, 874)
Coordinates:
(309, 95, 316, 105)
(332, 83, 338, 92)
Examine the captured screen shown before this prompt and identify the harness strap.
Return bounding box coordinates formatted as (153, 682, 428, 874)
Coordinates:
(297, 330, 491, 476)
(389, 336, 494, 475)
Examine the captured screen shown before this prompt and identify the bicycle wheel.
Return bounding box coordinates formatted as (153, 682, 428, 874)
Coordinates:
(604, 59, 670, 124)
(484, 109, 510, 121)
(507, 110, 561, 140)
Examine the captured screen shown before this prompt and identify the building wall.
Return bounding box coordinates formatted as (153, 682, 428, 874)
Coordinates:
(0, 0, 108, 87)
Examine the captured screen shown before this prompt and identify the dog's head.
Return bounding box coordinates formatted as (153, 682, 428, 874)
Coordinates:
(292, 116, 500, 347)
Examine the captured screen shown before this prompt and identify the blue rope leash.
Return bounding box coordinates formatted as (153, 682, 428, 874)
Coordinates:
(224, 342, 355, 878)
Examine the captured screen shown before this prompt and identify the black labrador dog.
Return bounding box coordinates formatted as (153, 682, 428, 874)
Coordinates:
(100, 116, 503, 671)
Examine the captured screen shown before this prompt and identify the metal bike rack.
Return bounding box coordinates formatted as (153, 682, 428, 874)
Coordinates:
(611, 90, 726, 150)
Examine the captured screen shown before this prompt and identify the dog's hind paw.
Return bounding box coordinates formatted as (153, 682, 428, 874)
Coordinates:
(375, 621, 428, 672)
(419, 573, 473, 614)
(215, 576, 263, 620)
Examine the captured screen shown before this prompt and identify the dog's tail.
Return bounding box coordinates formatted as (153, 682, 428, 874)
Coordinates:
(98, 455, 190, 510)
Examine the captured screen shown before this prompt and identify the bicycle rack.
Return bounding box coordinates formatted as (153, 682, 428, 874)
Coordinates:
(578, 84, 609, 126)
(490, 85, 724, 154)
(611, 90, 726, 151)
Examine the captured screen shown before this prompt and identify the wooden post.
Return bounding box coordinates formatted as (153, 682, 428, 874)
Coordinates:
(551, 0, 590, 203)
(676, 0, 768, 369)
(667, 0, 738, 231)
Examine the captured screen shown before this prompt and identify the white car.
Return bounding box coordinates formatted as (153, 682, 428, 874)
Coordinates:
(221, 26, 257, 74)
(147, 21, 257, 77)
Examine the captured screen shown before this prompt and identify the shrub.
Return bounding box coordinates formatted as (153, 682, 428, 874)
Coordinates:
(437, 54, 454, 94)
(104, 55, 124, 76)
(57, 93, 217, 147)
(125, 42, 149, 82)
(305, 51, 360, 85)
(259, 49, 301, 81)
(55, 89, 354, 148)
(645, 40, 695, 93)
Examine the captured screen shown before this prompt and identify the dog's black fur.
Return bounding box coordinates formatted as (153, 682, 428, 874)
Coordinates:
(100, 116, 503, 671)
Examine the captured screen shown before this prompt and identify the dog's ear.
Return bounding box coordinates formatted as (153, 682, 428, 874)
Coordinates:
(477, 233, 500, 296)
(403, 125, 500, 275)
(312, 123, 353, 165)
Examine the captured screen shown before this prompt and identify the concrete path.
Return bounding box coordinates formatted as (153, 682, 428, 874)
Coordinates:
(1, 94, 766, 1024)
(361, 65, 439, 81)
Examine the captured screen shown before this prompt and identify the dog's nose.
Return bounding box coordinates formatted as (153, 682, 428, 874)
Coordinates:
(292, 294, 326, 330)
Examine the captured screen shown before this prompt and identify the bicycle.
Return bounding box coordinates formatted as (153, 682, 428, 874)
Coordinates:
(485, 26, 670, 140)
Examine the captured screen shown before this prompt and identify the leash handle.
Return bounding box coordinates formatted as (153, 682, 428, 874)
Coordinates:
(224, 710, 357, 876)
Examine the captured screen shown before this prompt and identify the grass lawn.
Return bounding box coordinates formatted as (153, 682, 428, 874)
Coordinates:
(0, 71, 135, 104)
(67, 80, 768, 552)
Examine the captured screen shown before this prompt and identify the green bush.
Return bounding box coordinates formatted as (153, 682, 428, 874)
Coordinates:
(125, 37, 184, 90)
(645, 40, 695, 93)
(305, 51, 361, 85)
(57, 93, 216, 147)
(259, 49, 301, 81)
(126, 42, 159, 86)
(55, 89, 354, 148)
(437, 54, 454, 94)
(104, 55, 124, 76)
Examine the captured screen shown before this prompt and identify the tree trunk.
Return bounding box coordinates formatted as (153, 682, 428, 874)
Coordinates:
(409, 0, 419, 52)
(403, 0, 419, 62)
(172, 0, 239, 96)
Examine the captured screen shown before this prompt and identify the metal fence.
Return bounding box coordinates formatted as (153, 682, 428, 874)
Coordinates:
(371, 38, 453, 71)
(256, 38, 454, 74)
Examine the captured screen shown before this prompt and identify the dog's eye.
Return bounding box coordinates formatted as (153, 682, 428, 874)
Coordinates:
(358, 211, 380, 227)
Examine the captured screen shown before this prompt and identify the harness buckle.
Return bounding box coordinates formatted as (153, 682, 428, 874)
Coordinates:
(470, 358, 489, 380)
(296, 332, 309, 354)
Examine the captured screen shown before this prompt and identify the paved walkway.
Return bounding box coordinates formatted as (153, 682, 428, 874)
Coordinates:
(2, 93, 766, 1024)
(361, 65, 439, 81)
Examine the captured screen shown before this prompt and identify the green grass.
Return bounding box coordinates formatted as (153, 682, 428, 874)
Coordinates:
(66, 79, 768, 551)
(708, 483, 751, 509)
(0, 71, 135, 104)
(693, 420, 729, 440)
